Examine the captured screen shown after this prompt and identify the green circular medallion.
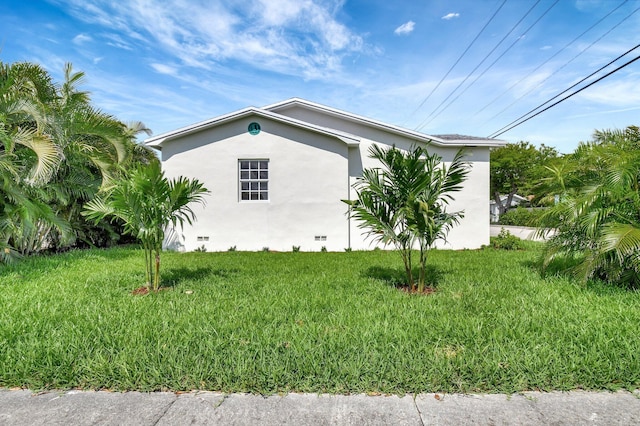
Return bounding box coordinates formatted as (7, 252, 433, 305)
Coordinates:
(248, 122, 261, 135)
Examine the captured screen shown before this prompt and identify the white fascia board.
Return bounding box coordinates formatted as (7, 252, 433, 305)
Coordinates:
(264, 98, 506, 148)
(144, 107, 257, 148)
(144, 107, 360, 149)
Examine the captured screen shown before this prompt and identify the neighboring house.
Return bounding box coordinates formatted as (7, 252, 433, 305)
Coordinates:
(489, 194, 529, 223)
(145, 98, 505, 252)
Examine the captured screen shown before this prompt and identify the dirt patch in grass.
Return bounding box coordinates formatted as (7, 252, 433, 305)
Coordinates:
(397, 285, 437, 295)
(131, 286, 171, 296)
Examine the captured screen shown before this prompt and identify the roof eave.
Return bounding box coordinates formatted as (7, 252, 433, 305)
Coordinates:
(143, 106, 360, 149)
(264, 98, 498, 148)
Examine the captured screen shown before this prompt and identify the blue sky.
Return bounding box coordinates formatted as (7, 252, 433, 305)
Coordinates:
(2, 0, 639, 152)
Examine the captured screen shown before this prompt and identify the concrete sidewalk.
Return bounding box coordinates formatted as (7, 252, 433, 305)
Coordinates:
(1, 389, 639, 425)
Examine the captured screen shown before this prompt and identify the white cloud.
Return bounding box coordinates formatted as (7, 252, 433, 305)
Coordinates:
(60, 0, 367, 80)
(540, 45, 552, 50)
(441, 12, 460, 20)
(577, 78, 640, 107)
(72, 33, 92, 45)
(102, 33, 134, 51)
(567, 105, 640, 119)
(394, 21, 415, 35)
(150, 63, 178, 76)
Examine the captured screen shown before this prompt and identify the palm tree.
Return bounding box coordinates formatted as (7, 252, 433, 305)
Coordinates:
(40, 64, 153, 250)
(0, 61, 66, 260)
(1, 60, 155, 259)
(539, 126, 640, 286)
(406, 148, 469, 290)
(83, 160, 209, 291)
(346, 144, 469, 292)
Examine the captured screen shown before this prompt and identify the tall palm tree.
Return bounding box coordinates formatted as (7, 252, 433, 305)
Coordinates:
(84, 160, 209, 290)
(41, 64, 153, 250)
(0, 61, 65, 260)
(1, 60, 155, 258)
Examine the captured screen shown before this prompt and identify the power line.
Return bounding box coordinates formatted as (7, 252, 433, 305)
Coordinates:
(486, 3, 640, 123)
(474, 0, 629, 117)
(409, 0, 507, 120)
(416, 0, 558, 131)
(488, 52, 640, 138)
(414, 0, 545, 131)
(488, 43, 640, 138)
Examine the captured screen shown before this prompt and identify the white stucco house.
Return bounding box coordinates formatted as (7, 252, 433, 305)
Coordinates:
(144, 98, 505, 252)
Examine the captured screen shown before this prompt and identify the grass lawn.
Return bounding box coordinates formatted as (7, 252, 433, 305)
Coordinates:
(1, 244, 640, 394)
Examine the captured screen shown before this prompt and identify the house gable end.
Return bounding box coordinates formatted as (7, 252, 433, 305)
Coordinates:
(144, 107, 360, 152)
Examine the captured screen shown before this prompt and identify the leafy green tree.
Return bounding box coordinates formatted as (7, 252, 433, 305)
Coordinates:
(490, 142, 558, 213)
(84, 160, 209, 291)
(345, 144, 469, 292)
(538, 126, 640, 286)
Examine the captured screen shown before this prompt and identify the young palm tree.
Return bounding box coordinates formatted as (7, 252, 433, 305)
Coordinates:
(83, 160, 209, 291)
(346, 144, 469, 292)
(406, 148, 469, 290)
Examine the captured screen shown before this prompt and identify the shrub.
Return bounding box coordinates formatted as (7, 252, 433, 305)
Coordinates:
(490, 228, 524, 250)
(499, 207, 545, 227)
(292, 245, 301, 252)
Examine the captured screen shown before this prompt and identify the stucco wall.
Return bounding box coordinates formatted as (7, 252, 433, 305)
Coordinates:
(162, 115, 350, 252)
(275, 105, 491, 250)
(160, 106, 492, 252)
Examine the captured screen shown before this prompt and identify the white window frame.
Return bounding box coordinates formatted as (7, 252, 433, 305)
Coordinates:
(239, 159, 269, 202)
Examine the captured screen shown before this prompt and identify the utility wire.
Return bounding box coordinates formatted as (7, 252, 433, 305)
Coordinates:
(409, 0, 508, 120)
(487, 4, 640, 123)
(488, 53, 640, 138)
(488, 43, 640, 138)
(415, 0, 545, 131)
(417, 0, 558, 131)
(474, 0, 629, 117)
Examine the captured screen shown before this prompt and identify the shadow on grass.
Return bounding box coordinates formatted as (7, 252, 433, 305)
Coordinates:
(0, 246, 143, 280)
(161, 267, 240, 287)
(363, 265, 445, 288)
(523, 254, 640, 294)
(522, 253, 584, 282)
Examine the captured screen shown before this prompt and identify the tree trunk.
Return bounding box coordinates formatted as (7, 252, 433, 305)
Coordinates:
(417, 246, 426, 293)
(154, 251, 161, 291)
(493, 191, 507, 216)
(494, 190, 517, 216)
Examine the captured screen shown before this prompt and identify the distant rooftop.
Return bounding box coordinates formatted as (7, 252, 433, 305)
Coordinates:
(433, 134, 494, 141)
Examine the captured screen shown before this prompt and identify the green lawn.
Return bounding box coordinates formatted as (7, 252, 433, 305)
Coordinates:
(1, 245, 640, 394)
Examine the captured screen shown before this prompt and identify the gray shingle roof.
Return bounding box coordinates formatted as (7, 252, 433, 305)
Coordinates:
(433, 134, 494, 141)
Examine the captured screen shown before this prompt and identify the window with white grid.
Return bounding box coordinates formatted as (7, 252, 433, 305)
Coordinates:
(239, 160, 269, 201)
